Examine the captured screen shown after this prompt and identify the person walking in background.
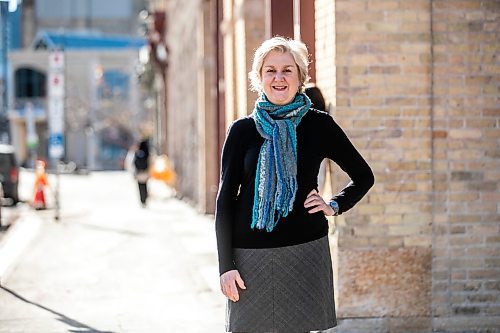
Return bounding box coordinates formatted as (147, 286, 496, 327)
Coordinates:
(215, 37, 375, 332)
(133, 137, 150, 207)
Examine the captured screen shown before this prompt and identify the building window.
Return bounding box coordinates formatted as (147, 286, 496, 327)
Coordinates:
(15, 68, 47, 98)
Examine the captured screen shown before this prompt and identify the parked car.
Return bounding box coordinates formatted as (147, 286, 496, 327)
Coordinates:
(0, 144, 19, 205)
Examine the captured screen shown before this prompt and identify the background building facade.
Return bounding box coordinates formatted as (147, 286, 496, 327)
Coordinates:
(8, 0, 152, 169)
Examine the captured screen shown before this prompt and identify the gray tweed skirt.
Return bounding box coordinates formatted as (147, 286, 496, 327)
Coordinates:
(226, 236, 337, 333)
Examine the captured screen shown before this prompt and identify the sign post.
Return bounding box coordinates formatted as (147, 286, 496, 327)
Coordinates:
(48, 50, 65, 221)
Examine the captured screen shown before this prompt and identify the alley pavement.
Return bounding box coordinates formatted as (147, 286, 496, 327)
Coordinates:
(0, 170, 225, 332)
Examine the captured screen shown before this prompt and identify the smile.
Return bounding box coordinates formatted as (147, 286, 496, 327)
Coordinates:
(272, 86, 287, 91)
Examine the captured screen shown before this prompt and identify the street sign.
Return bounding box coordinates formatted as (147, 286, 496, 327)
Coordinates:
(48, 133, 64, 159)
(48, 50, 65, 159)
(49, 51, 64, 70)
(48, 73, 64, 98)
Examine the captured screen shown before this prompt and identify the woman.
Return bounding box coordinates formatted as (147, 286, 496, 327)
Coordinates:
(215, 37, 374, 333)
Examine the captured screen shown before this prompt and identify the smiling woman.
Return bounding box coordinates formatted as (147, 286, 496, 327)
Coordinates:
(261, 51, 300, 105)
(215, 36, 374, 333)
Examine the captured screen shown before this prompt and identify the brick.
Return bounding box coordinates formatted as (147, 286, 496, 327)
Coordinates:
(353, 224, 388, 237)
(387, 10, 419, 22)
(356, 204, 385, 215)
(450, 258, 484, 269)
(366, 0, 399, 11)
(485, 258, 500, 268)
(450, 171, 484, 181)
(337, 235, 371, 247)
(402, 214, 431, 225)
(432, 130, 448, 138)
(448, 192, 480, 201)
(368, 236, 403, 247)
(467, 293, 497, 303)
(485, 281, 500, 291)
(467, 181, 498, 192)
(450, 235, 483, 247)
(336, 0, 366, 12)
(399, 1, 430, 10)
(449, 214, 483, 224)
(450, 226, 466, 234)
(433, 270, 449, 281)
(404, 235, 432, 247)
(448, 150, 484, 160)
(336, 22, 369, 34)
(451, 281, 482, 292)
(467, 247, 500, 258)
(453, 306, 480, 315)
(369, 214, 402, 225)
(451, 270, 467, 281)
(388, 224, 429, 236)
(367, 22, 400, 32)
(468, 269, 500, 279)
(486, 236, 500, 244)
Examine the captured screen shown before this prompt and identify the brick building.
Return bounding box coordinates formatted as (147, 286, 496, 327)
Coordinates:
(156, 0, 499, 331)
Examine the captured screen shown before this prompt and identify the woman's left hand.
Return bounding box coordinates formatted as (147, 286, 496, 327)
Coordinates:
(304, 189, 335, 216)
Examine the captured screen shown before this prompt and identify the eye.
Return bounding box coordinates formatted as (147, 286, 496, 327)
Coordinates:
(266, 69, 276, 73)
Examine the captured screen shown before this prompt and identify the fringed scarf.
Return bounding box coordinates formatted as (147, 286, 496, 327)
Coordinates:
(251, 93, 311, 232)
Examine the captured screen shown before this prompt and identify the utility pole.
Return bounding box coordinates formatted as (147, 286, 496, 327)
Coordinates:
(48, 49, 65, 221)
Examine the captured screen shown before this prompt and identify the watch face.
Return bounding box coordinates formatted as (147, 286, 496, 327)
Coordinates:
(329, 201, 339, 215)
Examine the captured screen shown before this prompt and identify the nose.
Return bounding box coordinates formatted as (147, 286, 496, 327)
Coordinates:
(274, 71, 284, 81)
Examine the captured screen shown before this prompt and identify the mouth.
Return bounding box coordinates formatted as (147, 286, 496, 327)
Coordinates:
(272, 85, 287, 91)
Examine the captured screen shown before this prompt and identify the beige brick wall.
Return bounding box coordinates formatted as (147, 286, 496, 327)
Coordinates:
(332, 0, 433, 322)
(431, 0, 500, 322)
(315, 0, 336, 107)
(165, 0, 220, 212)
(165, 0, 202, 205)
(324, 0, 499, 330)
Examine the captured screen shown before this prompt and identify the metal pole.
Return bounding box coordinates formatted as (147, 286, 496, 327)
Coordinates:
(54, 159, 60, 221)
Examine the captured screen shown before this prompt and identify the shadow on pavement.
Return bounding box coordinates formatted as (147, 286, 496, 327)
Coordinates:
(69, 221, 147, 237)
(0, 285, 116, 333)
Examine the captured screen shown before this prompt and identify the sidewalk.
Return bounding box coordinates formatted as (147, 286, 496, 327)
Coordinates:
(0, 171, 225, 332)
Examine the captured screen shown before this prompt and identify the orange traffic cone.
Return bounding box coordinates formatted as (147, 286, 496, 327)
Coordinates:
(33, 186, 46, 210)
(32, 160, 49, 210)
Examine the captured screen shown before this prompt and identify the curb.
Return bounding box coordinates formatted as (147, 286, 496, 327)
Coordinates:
(0, 212, 43, 284)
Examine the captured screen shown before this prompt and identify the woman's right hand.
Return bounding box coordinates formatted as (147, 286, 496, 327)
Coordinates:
(220, 269, 246, 302)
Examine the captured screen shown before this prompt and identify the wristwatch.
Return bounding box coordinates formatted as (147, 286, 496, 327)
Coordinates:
(328, 200, 339, 216)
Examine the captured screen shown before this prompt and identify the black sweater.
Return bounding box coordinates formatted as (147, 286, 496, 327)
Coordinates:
(215, 109, 374, 275)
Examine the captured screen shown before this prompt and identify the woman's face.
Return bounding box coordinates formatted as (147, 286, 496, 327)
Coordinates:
(261, 50, 300, 105)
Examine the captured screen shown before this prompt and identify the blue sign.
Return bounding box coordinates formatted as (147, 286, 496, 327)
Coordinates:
(49, 133, 64, 159)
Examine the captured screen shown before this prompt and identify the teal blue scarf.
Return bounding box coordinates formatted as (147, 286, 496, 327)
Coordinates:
(251, 93, 311, 232)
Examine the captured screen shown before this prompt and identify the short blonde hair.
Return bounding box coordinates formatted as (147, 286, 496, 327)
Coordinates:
(248, 37, 310, 93)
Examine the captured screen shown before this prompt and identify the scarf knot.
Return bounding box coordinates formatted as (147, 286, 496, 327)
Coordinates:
(251, 93, 311, 232)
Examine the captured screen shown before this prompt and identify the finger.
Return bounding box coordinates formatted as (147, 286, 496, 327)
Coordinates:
(304, 197, 324, 208)
(221, 282, 229, 298)
(308, 206, 323, 214)
(306, 189, 318, 198)
(236, 273, 246, 290)
(304, 194, 320, 206)
(229, 282, 240, 302)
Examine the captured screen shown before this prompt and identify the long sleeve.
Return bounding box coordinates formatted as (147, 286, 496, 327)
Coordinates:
(215, 121, 245, 275)
(324, 116, 375, 214)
